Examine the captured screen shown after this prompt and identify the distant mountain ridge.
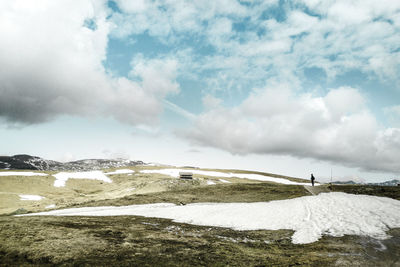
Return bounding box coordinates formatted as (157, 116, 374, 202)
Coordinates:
(0, 154, 145, 171)
(332, 179, 400, 187)
(331, 180, 358, 185)
(1, 155, 398, 186)
(368, 179, 400, 187)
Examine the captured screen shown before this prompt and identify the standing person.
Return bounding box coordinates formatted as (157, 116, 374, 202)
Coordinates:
(311, 174, 315, 186)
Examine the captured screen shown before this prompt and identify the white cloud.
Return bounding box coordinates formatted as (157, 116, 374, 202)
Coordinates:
(202, 94, 222, 110)
(114, 0, 147, 13)
(57, 152, 77, 163)
(130, 56, 180, 96)
(111, 0, 248, 39)
(294, 0, 400, 80)
(384, 105, 400, 117)
(206, 2, 399, 90)
(102, 148, 130, 160)
(323, 87, 365, 120)
(163, 100, 196, 121)
(207, 17, 233, 48)
(185, 85, 400, 173)
(0, 0, 178, 126)
(109, 0, 400, 99)
(327, 2, 372, 25)
(383, 105, 400, 127)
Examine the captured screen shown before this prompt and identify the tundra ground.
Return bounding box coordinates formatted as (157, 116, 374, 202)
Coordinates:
(0, 168, 399, 266)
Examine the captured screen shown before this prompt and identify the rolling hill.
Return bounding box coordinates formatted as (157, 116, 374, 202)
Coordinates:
(0, 160, 399, 266)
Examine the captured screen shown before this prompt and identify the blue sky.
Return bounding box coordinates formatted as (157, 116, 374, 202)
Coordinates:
(1, 0, 400, 182)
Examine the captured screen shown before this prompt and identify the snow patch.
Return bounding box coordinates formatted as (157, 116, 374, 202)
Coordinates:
(207, 180, 216, 185)
(45, 204, 56, 209)
(18, 192, 400, 244)
(0, 171, 48, 176)
(19, 194, 44, 201)
(126, 187, 136, 192)
(140, 169, 312, 186)
(219, 179, 231, 183)
(0, 161, 10, 167)
(52, 171, 112, 187)
(105, 169, 135, 175)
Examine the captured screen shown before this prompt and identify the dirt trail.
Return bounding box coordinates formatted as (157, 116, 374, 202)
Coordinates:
(304, 185, 331, 195)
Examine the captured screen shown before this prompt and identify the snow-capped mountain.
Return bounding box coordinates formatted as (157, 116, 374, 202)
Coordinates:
(0, 155, 58, 170)
(0, 154, 145, 171)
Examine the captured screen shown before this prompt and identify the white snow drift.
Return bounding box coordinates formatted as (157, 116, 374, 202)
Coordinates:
(19, 192, 400, 244)
(19, 195, 44, 201)
(104, 169, 135, 175)
(52, 171, 112, 187)
(140, 169, 313, 186)
(0, 171, 48, 176)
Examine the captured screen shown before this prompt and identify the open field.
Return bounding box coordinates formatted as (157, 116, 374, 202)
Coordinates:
(0, 167, 308, 215)
(1, 168, 400, 266)
(330, 184, 400, 200)
(1, 216, 399, 267)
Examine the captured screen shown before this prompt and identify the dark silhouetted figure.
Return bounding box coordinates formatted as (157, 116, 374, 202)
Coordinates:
(311, 174, 315, 186)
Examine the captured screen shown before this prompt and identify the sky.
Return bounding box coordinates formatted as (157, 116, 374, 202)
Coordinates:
(0, 0, 400, 183)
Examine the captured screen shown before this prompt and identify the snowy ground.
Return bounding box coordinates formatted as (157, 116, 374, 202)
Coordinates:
(19, 195, 44, 201)
(140, 169, 313, 186)
(104, 169, 135, 175)
(52, 171, 112, 187)
(0, 171, 48, 176)
(0, 170, 113, 188)
(0, 168, 311, 188)
(19, 192, 400, 244)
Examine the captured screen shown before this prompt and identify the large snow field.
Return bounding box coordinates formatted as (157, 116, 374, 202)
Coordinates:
(19, 192, 400, 244)
(0, 171, 48, 176)
(140, 169, 313, 186)
(53, 171, 112, 187)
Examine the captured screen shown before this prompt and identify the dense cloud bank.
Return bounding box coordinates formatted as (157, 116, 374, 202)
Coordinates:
(185, 86, 400, 173)
(0, 1, 179, 126)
